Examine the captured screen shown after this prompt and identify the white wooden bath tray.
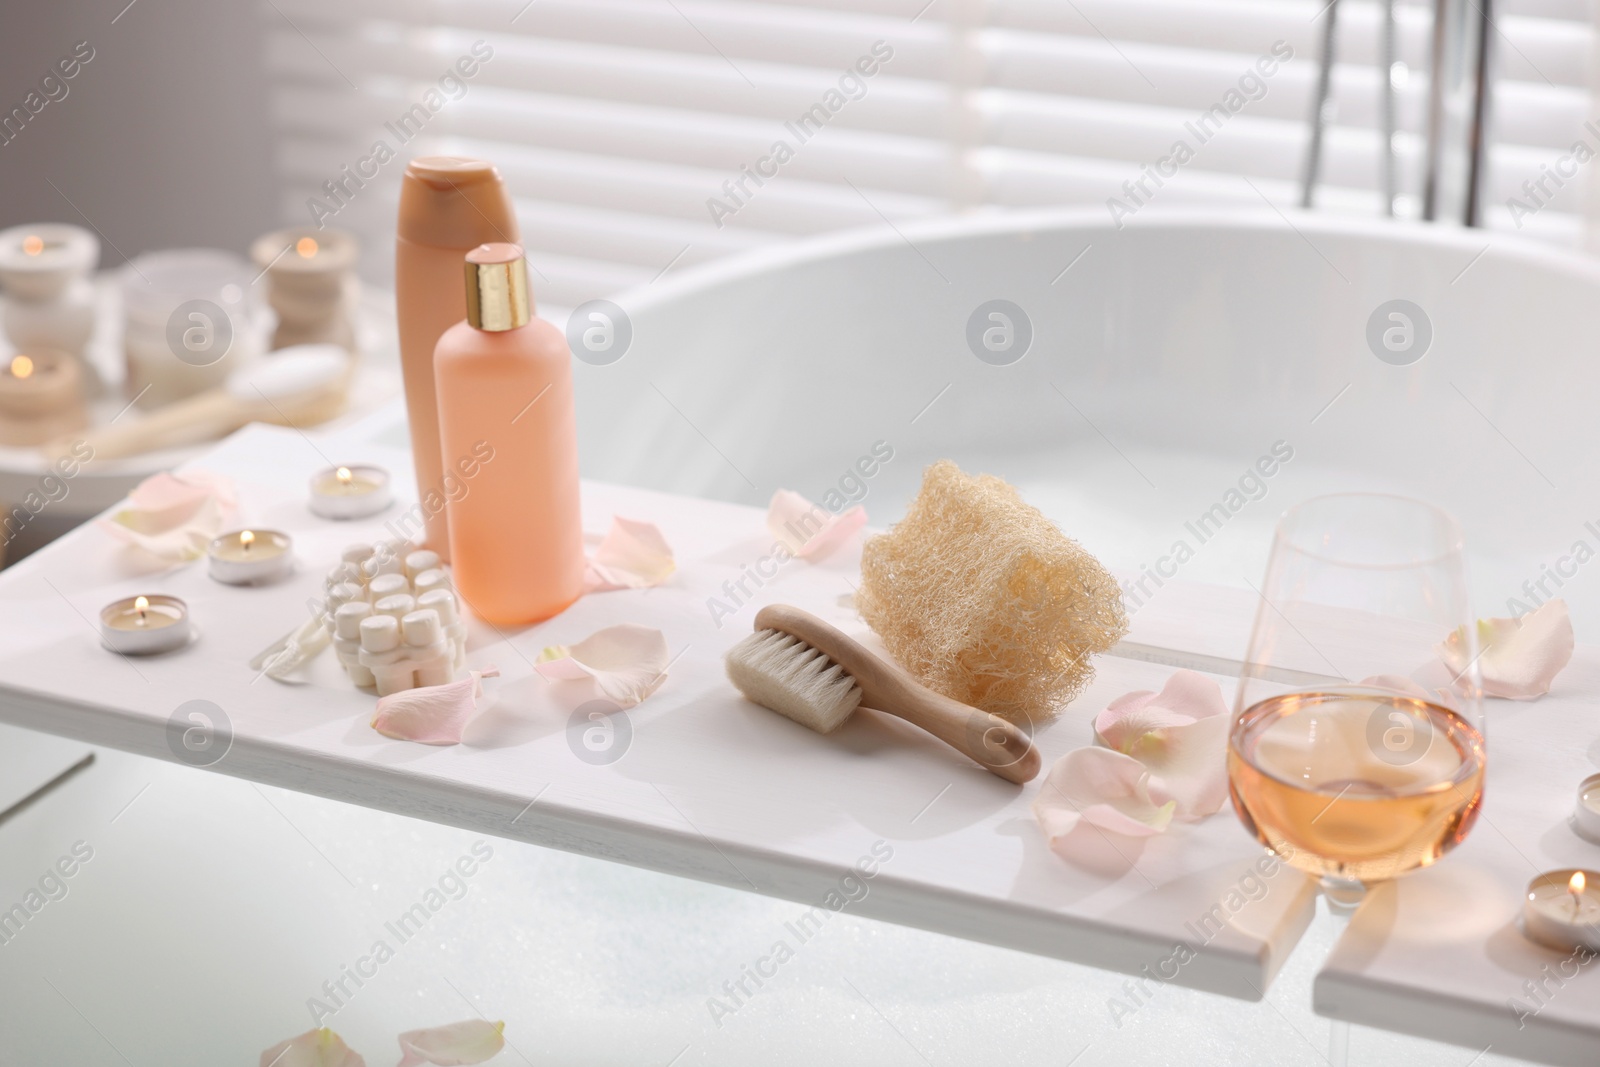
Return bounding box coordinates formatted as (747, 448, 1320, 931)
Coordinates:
(0, 421, 1315, 1001)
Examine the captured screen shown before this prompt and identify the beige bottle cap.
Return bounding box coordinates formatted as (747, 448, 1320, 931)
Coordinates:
(464, 242, 530, 331)
(397, 157, 520, 248)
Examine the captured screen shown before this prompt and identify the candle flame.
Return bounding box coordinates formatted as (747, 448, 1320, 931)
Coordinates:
(22, 235, 43, 256)
(336, 466, 353, 485)
(240, 529, 255, 550)
(134, 596, 149, 611)
(296, 236, 318, 258)
(9, 355, 33, 380)
(1573, 872, 1588, 895)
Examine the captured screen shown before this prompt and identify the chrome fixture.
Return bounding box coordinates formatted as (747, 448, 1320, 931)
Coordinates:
(1380, 0, 1397, 216)
(1300, 0, 1340, 210)
(1302, 0, 1493, 225)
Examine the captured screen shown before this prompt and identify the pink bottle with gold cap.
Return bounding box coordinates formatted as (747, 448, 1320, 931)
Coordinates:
(434, 243, 583, 625)
(396, 156, 519, 559)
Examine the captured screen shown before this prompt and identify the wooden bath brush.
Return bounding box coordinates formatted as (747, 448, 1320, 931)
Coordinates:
(725, 604, 1040, 784)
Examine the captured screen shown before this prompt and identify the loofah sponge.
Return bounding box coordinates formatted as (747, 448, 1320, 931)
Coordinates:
(857, 460, 1127, 722)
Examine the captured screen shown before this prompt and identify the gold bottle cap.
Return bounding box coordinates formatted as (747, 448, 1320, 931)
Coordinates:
(463, 242, 530, 331)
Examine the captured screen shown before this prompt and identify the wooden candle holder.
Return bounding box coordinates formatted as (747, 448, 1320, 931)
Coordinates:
(250, 228, 360, 353)
(0, 349, 88, 447)
(0, 223, 99, 361)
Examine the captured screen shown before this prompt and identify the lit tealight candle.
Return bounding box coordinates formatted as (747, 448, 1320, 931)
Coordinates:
(1522, 869, 1600, 952)
(99, 594, 191, 655)
(1573, 773, 1600, 845)
(208, 528, 294, 585)
(308, 464, 392, 520)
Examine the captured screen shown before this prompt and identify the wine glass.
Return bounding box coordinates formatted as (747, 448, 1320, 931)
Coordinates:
(1227, 493, 1485, 908)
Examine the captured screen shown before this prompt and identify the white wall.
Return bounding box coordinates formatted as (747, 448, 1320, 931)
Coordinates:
(0, 0, 277, 266)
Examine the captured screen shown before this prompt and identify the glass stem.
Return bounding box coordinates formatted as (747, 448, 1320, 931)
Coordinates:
(1320, 875, 1366, 916)
(1321, 880, 1358, 1067)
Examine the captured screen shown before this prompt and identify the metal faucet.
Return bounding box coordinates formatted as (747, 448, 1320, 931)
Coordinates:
(1300, 0, 1493, 225)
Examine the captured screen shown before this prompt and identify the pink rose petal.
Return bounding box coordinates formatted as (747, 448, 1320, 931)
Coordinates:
(99, 470, 238, 562)
(1358, 674, 1434, 701)
(585, 517, 676, 592)
(1033, 745, 1176, 850)
(371, 669, 500, 745)
(397, 1019, 506, 1066)
(1435, 599, 1575, 701)
(129, 468, 234, 512)
(535, 624, 668, 708)
(1092, 669, 1229, 819)
(766, 489, 866, 560)
(258, 1028, 365, 1067)
(1358, 670, 1466, 712)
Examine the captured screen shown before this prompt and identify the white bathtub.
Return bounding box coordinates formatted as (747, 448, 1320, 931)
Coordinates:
(581, 208, 1600, 634)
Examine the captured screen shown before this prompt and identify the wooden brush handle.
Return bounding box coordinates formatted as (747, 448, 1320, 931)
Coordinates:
(45, 382, 346, 463)
(68, 388, 244, 461)
(753, 605, 1041, 784)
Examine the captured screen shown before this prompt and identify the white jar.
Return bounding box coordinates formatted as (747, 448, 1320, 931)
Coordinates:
(120, 249, 260, 409)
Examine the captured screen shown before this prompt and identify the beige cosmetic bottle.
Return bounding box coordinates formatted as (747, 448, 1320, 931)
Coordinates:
(395, 157, 519, 559)
(435, 243, 584, 625)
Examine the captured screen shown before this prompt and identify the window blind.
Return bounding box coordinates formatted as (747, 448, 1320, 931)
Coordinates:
(264, 0, 1598, 311)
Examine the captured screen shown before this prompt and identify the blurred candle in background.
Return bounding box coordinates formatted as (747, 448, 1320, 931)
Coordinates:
(249, 227, 360, 353)
(0, 223, 99, 362)
(0, 349, 87, 447)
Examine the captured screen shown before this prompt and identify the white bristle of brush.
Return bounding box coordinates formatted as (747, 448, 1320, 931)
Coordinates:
(725, 628, 862, 734)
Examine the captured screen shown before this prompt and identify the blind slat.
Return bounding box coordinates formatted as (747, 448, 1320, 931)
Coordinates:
(264, 0, 1598, 306)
